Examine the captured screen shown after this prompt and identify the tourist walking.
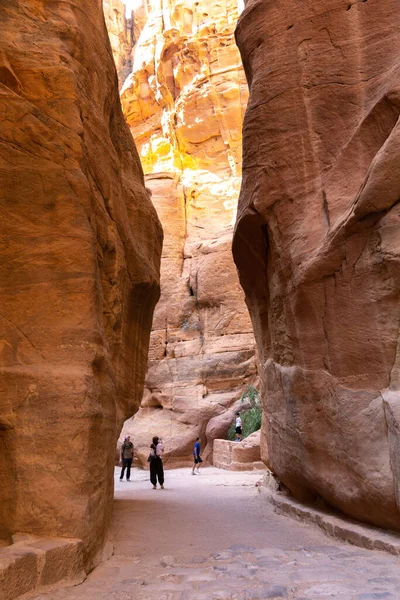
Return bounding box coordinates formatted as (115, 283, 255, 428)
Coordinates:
(149, 436, 164, 489)
(120, 435, 134, 482)
(192, 437, 203, 475)
(235, 412, 242, 442)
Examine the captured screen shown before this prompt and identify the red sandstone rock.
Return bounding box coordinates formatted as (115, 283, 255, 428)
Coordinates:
(234, 0, 400, 530)
(0, 0, 162, 566)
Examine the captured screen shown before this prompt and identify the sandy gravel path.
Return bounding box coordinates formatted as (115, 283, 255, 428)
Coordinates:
(31, 467, 400, 599)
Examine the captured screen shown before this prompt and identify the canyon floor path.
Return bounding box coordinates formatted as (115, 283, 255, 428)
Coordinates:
(33, 468, 400, 599)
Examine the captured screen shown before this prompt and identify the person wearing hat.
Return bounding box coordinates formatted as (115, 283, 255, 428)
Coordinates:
(120, 435, 134, 482)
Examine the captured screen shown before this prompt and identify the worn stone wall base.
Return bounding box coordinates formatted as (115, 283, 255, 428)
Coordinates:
(0, 534, 85, 600)
(213, 433, 266, 471)
(261, 483, 400, 556)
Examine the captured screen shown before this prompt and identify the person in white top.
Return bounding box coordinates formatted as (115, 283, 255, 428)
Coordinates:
(235, 412, 242, 442)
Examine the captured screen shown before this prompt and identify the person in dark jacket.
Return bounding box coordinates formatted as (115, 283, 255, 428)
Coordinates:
(149, 436, 164, 489)
(120, 435, 134, 482)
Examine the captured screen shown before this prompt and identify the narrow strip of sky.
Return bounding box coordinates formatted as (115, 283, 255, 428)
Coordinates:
(123, 0, 142, 15)
(123, 0, 244, 17)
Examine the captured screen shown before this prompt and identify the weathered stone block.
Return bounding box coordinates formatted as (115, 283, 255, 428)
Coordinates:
(213, 432, 264, 471)
(29, 538, 83, 586)
(0, 547, 38, 600)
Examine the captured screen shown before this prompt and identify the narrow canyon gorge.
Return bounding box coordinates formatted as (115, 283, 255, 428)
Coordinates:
(1, 0, 400, 598)
(107, 0, 258, 465)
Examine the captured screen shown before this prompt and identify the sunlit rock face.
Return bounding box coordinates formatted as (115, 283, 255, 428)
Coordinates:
(0, 0, 162, 564)
(234, 0, 400, 530)
(103, 0, 134, 85)
(119, 0, 257, 465)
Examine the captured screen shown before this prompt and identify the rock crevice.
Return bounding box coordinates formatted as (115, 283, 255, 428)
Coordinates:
(118, 0, 258, 464)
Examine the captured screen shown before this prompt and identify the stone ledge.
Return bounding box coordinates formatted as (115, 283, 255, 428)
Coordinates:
(213, 435, 266, 471)
(213, 459, 266, 471)
(261, 485, 400, 556)
(0, 534, 85, 600)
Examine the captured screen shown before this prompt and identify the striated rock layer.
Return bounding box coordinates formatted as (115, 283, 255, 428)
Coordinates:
(0, 0, 162, 565)
(119, 0, 257, 466)
(234, 0, 400, 529)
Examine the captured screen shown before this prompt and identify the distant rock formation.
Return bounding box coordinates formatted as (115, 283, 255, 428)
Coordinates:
(118, 0, 258, 465)
(234, 0, 400, 530)
(103, 0, 134, 85)
(0, 0, 162, 566)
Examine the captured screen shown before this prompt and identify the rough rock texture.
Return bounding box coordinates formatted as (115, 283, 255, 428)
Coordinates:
(119, 0, 257, 465)
(103, 0, 133, 86)
(213, 431, 265, 471)
(0, 0, 162, 566)
(0, 535, 84, 600)
(234, 0, 400, 530)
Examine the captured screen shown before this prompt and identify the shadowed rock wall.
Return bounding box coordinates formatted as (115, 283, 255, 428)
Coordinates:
(118, 0, 258, 466)
(0, 0, 162, 565)
(234, 0, 400, 530)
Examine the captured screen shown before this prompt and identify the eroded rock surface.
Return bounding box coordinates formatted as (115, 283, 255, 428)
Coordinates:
(103, 0, 133, 85)
(119, 0, 257, 465)
(234, 0, 400, 529)
(0, 0, 162, 566)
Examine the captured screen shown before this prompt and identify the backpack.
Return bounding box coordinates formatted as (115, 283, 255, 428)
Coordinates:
(147, 446, 156, 463)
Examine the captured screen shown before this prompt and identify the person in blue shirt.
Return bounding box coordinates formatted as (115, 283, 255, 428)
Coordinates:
(192, 437, 203, 475)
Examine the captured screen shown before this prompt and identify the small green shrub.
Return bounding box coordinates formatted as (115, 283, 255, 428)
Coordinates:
(227, 385, 262, 441)
(242, 385, 260, 408)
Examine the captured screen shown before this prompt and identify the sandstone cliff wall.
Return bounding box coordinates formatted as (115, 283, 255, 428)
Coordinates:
(234, 0, 400, 530)
(118, 0, 257, 465)
(0, 0, 162, 565)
